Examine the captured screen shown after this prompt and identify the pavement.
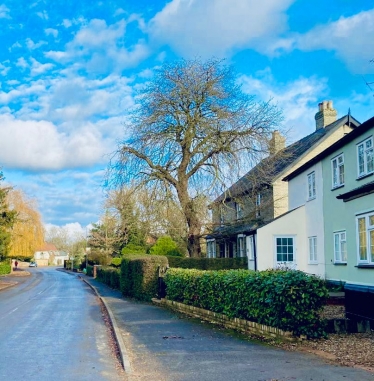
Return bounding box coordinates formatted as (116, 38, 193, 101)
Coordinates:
(78, 273, 374, 381)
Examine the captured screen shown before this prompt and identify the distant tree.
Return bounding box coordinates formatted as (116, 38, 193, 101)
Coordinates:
(7, 189, 44, 258)
(0, 172, 17, 260)
(45, 226, 71, 252)
(110, 59, 282, 257)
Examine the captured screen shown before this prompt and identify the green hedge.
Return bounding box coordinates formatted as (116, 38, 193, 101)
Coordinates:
(120, 255, 168, 301)
(164, 268, 328, 338)
(166, 257, 248, 270)
(86, 265, 93, 276)
(0, 261, 11, 275)
(97, 267, 121, 290)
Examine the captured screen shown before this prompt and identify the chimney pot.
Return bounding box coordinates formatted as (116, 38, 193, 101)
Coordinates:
(315, 100, 337, 130)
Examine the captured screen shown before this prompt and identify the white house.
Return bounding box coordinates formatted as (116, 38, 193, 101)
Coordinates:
(34, 243, 69, 266)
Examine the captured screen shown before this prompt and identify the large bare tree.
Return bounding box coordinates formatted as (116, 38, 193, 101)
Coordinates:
(111, 59, 282, 257)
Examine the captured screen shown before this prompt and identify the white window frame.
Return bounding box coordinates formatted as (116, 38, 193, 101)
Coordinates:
(275, 236, 295, 264)
(331, 153, 344, 188)
(333, 231, 347, 263)
(206, 239, 216, 258)
(237, 234, 246, 257)
(246, 235, 255, 261)
(219, 206, 224, 226)
(356, 212, 374, 264)
(308, 236, 317, 264)
(307, 171, 316, 200)
(357, 136, 374, 178)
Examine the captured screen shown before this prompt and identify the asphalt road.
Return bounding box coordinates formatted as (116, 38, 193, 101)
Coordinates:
(0, 268, 125, 381)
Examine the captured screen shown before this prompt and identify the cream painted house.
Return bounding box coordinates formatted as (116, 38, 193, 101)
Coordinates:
(206, 101, 360, 271)
(34, 243, 69, 266)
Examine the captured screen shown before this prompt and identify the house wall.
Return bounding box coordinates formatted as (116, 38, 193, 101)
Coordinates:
(322, 126, 374, 287)
(273, 123, 353, 218)
(257, 206, 307, 271)
(287, 162, 326, 277)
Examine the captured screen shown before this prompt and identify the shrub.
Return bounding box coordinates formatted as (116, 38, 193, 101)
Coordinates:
(0, 260, 11, 275)
(86, 265, 93, 277)
(120, 254, 168, 301)
(164, 268, 329, 338)
(150, 236, 183, 257)
(96, 267, 121, 290)
(167, 256, 248, 270)
(110, 257, 122, 268)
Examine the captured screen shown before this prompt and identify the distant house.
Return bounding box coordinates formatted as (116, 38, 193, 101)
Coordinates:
(206, 101, 360, 270)
(34, 243, 69, 266)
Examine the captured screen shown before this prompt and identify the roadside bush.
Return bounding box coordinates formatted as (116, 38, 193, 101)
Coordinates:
(0, 260, 11, 275)
(164, 268, 329, 338)
(96, 267, 120, 290)
(166, 256, 248, 270)
(86, 265, 93, 277)
(120, 255, 168, 301)
(150, 236, 183, 257)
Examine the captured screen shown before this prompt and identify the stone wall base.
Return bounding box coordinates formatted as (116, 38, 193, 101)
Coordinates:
(153, 298, 303, 343)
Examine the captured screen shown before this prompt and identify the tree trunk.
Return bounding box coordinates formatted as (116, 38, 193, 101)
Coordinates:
(176, 182, 202, 258)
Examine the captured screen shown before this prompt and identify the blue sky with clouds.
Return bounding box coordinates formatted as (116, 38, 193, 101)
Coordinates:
(0, 0, 373, 235)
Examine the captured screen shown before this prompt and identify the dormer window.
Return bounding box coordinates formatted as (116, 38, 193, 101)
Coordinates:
(255, 193, 261, 218)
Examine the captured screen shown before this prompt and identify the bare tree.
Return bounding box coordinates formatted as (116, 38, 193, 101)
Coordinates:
(110, 59, 282, 257)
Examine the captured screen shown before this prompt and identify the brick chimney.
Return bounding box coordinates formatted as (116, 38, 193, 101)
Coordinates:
(314, 100, 337, 130)
(269, 130, 285, 155)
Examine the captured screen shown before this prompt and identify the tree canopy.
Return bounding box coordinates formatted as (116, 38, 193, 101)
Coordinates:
(110, 59, 282, 257)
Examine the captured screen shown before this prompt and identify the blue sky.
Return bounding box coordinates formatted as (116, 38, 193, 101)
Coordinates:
(0, 0, 373, 237)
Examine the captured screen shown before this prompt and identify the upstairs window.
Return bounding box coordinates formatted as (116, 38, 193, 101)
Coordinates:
(357, 212, 374, 264)
(357, 137, 374, 177)
(219, 207, 225, 226)
(308, 236, 317, 263)
(334, 231, 347, 263)
(255, 193, 261, 218)
(331, 154, 344, 188)
(307, 171, 316, 200)
(235, 202, 242, 219)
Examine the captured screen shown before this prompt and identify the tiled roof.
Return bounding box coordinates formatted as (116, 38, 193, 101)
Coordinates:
(214, 114, 359, 203)
(36, 243, 58, 251)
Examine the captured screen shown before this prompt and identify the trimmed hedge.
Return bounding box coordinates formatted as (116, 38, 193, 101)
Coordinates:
(96, 267, 121, 290)
(120, 255, 168, 301)
(0, 261, 11, 275)
(167, 256, 248, 270)
(164, 268, 329, 338)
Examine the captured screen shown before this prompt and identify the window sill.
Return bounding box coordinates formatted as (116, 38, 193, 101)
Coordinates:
(307, 196, 316, 202)
(308, 262, 318, 265)
(333, 262, 347, 266)
(356, 172, 374, 181)
(355, 264, 374, 268)
(331, 184, 344, 191)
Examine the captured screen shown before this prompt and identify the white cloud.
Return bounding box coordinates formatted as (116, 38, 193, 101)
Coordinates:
(0, 4, 10, 19)
(36, 10, 48, 20)
(273, 9, 374, 74)
(45, 28, 58, 38)
(114, 8, 126, 17)
(26, 38, 47, 50)
(0, 62, 10, 76)
(30, 58, 54, 75)
(240, 68, 330, 141)
(45, 18, 150, 73)
(0, 113, 106, 170)
(149, 0, 294, 57)
(62, 18, 72, 28)
(16, 57, 29, 69)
